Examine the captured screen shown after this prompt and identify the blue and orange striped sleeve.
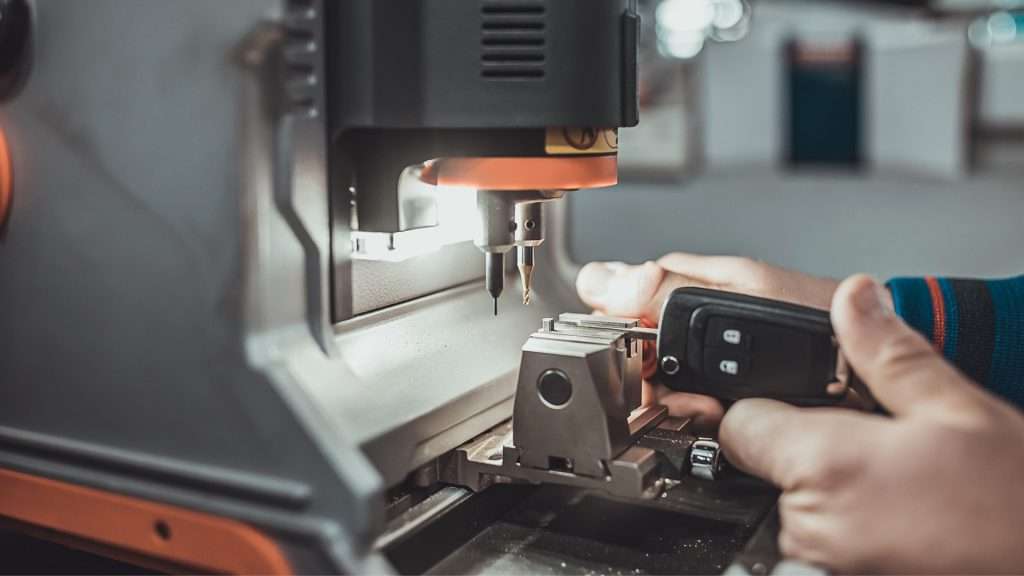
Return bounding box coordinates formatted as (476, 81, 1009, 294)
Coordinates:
(887, 275, 1024, 407)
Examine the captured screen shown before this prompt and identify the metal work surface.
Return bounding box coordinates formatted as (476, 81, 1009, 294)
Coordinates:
(447, 420, 778, 526)
(425, 485, 763, 575)
(328, 282, 564, 486)
(351, 242, 483, 315)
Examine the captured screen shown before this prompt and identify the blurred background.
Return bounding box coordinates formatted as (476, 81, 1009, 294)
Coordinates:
(569, 0, 1024, 281)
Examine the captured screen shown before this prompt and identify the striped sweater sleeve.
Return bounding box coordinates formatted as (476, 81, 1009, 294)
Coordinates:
(887, 275, 1024, 407)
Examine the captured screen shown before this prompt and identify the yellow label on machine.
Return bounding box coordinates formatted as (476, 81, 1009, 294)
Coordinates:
(545, 127, 619, 155)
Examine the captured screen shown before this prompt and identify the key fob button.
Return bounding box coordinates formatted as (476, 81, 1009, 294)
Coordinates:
(719, 359, 740, 375)
(706, 318, 752, 349)
(704, 349, 749, 379)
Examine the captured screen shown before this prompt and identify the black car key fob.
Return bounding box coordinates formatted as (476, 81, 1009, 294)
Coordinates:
(656, 287, 850, 406)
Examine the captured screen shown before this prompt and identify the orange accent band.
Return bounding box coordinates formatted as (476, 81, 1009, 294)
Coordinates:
(925, 276, 946, 352)
(793, 43, 857, 65)
(0, 468, 292, 574)
(420, 156, 617, 190)
(0, 128, 11, 224)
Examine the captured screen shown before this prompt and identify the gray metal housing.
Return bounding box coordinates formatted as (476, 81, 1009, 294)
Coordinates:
(0, 0, 597, 571)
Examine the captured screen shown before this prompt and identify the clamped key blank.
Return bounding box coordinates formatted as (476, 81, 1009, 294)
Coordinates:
(656, 287, 851, 406)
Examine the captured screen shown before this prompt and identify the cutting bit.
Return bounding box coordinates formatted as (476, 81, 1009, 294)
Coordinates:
(486, 252, 503, 316)
(518, 245, 534, 305)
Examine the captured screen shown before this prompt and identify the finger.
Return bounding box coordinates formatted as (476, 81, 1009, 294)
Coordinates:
(656, 252, 749, 285)
(659, 252, 838, 310)
(655, 390, 725, 431)
(777, 500, 841, 571)
(577, 261, 698, 322)
(719, 399, 876, 490)
(720, 399, 811, 488)
(831, 275, 984, 418)
(577, 261, 658, 318)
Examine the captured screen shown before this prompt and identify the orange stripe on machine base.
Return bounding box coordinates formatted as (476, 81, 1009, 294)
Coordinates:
(0, 468, 292, 574)
(925, 276, 946, 352)
(0, 128, 12, 225)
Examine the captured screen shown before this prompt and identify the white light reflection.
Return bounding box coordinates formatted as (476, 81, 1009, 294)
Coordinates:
(713, 0, 745, 30)
(656, 0, 750, 59)
(351, 178, 478, 262)
(988, 11, 1019, 42)
(660, 33, 707, 59)
(969, 10, 1022, 47)
(657, 0, 716, 32)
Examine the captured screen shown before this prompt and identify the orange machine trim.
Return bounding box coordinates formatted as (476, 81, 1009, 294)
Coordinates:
(0, 128, 11, 224)
(420, 155, 618, 190)
(0, 468, 292, 574)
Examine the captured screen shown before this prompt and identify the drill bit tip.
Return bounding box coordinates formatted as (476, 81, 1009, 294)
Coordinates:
(518, 259, 534, 307)
(493, 297, 498, 316)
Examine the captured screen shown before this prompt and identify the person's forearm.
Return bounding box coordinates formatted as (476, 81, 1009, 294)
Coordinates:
(887, 274, 1024, 407)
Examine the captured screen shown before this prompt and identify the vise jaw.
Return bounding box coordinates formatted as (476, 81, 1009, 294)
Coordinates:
(514, 314, 657, 478)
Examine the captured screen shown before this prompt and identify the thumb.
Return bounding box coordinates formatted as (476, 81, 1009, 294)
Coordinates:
(831, 275, 981, 418)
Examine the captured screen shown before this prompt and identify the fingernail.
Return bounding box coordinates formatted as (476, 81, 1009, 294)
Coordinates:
(850, 277, 891, 318)
(879, 285, 895, 315)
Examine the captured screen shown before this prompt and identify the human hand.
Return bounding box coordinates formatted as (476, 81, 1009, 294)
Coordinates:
(720, 275, 1024, 573)
(575, 253, 842, 428)
(576, 253, 842, 323)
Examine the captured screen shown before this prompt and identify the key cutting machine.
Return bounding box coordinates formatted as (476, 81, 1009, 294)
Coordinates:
(0, 0, 704, 572)
(0, 0, 786, 573)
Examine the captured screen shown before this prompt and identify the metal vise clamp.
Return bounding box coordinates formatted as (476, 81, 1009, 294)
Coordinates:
(513, 314, 662, 477)
(445, 314, 674, 500)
